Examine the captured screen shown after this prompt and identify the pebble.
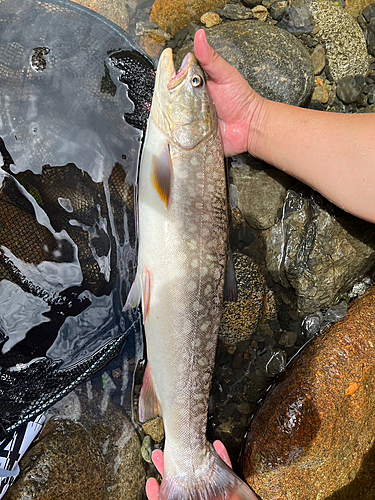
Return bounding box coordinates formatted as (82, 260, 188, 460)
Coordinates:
(301, 311, 324, 338)
(142, 417, 165, 443)
(269, 0, 287, 21)
(218, 3, 254, 20)
(141, 435, 153, 463)
(310, 43, 326, 74)
(336, 74, 362, 103)
(278, 330, 298, 347)
(252, 5, 268, 21)
(367, 18, 375, 56)
(312, 76, 330, 103)
(200, 11, 222, 27)
(363, 3, 375, 21)
(277, 1, 315, 34)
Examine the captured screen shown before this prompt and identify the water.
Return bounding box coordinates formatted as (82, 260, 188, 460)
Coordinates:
(0, 0, 155, 435)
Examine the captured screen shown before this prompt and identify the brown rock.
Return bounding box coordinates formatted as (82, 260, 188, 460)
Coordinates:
(219, 252, 276, 347)
(142, 416, 165, 442)
(242, 286, 375, 500)
(150, 0, 226, 36)
(70, 0, 129, 32)
(200, 11, 222, 27)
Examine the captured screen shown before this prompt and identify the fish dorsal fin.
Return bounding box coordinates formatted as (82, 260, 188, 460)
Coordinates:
(151, 142, 172, 208)
(224, 245, 238, 302)
(139, 364, 161, 422)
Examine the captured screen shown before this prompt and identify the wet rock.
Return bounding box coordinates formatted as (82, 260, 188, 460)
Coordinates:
(230, 155, 293, 230)
(200, 11, 222, 27)
(141, 435, 153, 463)
(303, 0, 369, 80)
(142, 416, 165, 443)
(4, 419, 108, 500)
(176, 20, 315, 105)
(5, 384, 145, 500)
(278, 330, 298, 347)
(218, 3, 254, 20)
(219, 252, 276, 347)
(266, 189, 375, 312)
(71, 0, 129, 31)
(336, 75, 362, 103)
(150, 0, 226, 36)
(311, 43, 326, 74)
(242, 287, 375, 499)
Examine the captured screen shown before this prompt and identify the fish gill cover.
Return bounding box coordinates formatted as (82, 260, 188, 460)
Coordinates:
(0, 0, 155, 437)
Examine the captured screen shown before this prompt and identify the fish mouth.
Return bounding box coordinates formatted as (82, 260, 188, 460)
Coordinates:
(167, 52, 194, 91)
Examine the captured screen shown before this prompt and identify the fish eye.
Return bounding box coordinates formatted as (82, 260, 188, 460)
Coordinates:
(192, 75, 203, 87)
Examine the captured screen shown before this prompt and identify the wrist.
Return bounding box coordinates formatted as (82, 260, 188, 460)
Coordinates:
(247, 94, 269, 159)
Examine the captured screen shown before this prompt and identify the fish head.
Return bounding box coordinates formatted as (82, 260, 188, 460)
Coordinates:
(152, 48, 215, 149)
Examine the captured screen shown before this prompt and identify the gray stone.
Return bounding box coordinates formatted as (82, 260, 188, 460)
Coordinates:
(176, 20, 315, 105)
(266, 189, 375, 312)
(230, 155, 293, 230)
(311, 43, 326, 74)
(270, 0, 288, 21)
(367, 18, 375, 56)
(277, 0, 315, 33)
(363, 3, 375, 21)
(303, 0, 369, 80)
(278, 330, 298, 347)
(336, 75, 362, 103)
(218, 3, 254, 20)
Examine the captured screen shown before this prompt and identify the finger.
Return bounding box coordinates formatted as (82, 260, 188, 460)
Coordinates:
(146, 477, 160, 500)
(213, 439, 233, 469)
(194, 29, 234, 84)
(151, 449, 164, 476)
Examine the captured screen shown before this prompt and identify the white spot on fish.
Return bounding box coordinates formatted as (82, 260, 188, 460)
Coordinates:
(191, 157, 199, 167)
(201, 266, 208, 277)
(191, 259, 199, 268)
(201, 322, 210, 332)
(187, 281, 197, 292)
(198, 357, 207, 367)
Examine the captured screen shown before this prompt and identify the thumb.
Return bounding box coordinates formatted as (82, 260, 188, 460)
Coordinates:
(194, 29, 233, 84)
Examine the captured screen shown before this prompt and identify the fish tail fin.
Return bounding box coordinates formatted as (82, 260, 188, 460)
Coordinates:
(159, 446, 258, 500)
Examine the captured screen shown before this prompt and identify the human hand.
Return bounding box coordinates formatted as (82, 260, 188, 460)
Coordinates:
(194, 29, 265, 158)
(145, 440, 232, 500)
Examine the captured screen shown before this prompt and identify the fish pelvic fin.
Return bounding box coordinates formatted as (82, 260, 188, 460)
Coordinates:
(123, 272, 142, 311)
(159, 445, 258, 500)
(139, 363, 161, 422)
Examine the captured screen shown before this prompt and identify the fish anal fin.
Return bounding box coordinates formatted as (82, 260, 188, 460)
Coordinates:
(139, 364, 161, 423)
(123, 272, 142, 311)
(151, 143, 172, 208)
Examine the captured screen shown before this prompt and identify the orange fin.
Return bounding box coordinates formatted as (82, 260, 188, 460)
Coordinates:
(151, 143, 172, 208)
(139, 364, 161, 423)
(142, 269, 151, 324)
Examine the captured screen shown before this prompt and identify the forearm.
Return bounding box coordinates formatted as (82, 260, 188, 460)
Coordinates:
(250, 100, 375, 223)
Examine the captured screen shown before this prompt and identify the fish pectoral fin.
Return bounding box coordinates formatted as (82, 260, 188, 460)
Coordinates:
(151, 142, 172, 208)
(123, 272, 142, 311)
(139, 363, 161, 423)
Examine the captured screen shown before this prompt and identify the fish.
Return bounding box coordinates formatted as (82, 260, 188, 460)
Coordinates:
(125, 48, 257, 499)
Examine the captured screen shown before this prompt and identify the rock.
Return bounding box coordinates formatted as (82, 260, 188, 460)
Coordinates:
(311, 76, 330, 103)
(252, 5, 268, 21)
(200, 11, 222, 27)
(336, 75, 362, 103)
(176, 20, 315, 106)
(218, 3, 254, 20)
(242, 0, 263, 7)
(278, 330, 298, 347)
(150, 0, 226, 36)
(346, 0, 375, 18)
(303, 0, 369, 80)
(311, 43, 326, 74)
(230, 155, 293, 230)
(269, 1, 288, 21)
(266, 189, 375, 313)
(142, 416, 165, 443)
(242, 287, 375, 499)
(70, 0, 129, 32)
(363, 3, 375, 21)
(4, 384, 146, 500)
(367, 18, 375, 56)
(277, 0, 315, 33)
(218, 252, 276, 347)
(141, 435, 153, 463)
